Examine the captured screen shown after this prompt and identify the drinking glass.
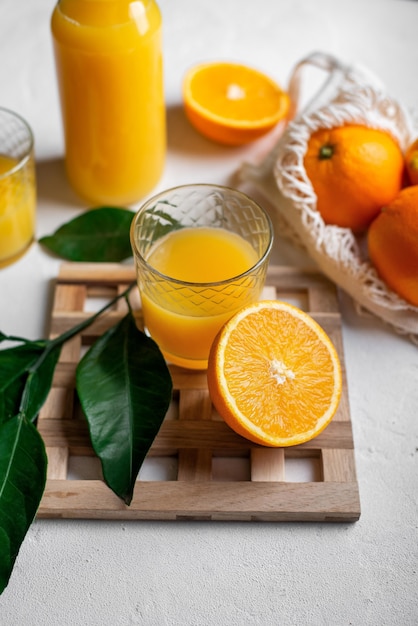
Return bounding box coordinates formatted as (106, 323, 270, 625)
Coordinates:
(0, 108, 36, 268)
(130, 183, 273, 369)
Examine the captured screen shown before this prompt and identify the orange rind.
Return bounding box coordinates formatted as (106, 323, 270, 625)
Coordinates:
(183, 61, 289, 145)
(207, 300, 342, 447)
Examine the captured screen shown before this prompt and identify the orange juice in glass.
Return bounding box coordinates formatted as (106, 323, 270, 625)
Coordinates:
(130, 184, 273, 369)
(0, 108, 36, 268)
(51, 0, 165, 205)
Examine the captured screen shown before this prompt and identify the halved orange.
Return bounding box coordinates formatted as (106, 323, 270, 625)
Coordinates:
(207, 300, 342, 447)
(182, 61, 290, 146)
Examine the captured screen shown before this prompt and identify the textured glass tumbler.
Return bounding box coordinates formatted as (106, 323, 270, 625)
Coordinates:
(130, 184, 273, 369)
(0, 108, 36, 268)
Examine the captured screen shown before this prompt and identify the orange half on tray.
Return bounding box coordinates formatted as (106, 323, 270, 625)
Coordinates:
(207, 300, 342, 447)
(183, 61, 290, 145)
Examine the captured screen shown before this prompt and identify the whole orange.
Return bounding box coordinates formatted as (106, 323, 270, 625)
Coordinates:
(367, 185, 418, 307)
(405, 138, 418, 185)
(303, 124, 405, 232)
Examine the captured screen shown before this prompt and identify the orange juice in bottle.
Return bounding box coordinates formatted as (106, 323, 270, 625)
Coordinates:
(51, 0, 166, 206)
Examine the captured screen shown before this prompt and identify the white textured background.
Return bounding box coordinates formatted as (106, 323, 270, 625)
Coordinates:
(0, 0, 417, 624)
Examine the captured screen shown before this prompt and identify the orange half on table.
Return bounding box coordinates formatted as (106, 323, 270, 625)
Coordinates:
(182, 61, 290, 145)
(207, 300, 342, 447)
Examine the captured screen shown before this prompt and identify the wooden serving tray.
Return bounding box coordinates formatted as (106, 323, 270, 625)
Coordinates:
(37, 263, 360, 522)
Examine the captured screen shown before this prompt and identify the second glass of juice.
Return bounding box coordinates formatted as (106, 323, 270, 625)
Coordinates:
(130, 184, 273, 369)
(0, 107, 36, 268)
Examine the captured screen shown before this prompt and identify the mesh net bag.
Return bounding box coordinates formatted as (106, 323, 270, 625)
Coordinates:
(239, 52, 418, 343)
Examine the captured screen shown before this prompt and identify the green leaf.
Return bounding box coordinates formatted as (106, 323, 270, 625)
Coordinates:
(0, 414, 47, 594)
(0, 284, 139, 594)
(19, 344, 63, 424)
(0, 342, 63, 425)
(76, 312, 172, 504)
(0, 283, 135, 426)
(38, 207, 135, 262)
(0, 343, 46, 424)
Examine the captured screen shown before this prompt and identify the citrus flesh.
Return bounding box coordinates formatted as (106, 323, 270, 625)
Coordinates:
(207, 300, 342, 447)
(183, 62, 289, 145)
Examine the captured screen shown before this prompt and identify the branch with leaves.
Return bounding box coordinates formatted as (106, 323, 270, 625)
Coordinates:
(0, 208, 173, 594)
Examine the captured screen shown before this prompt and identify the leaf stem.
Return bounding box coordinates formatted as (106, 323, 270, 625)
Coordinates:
(49, 282, 136, 350)
(0, 333, 47, 348)
(18, 282, 136, 418)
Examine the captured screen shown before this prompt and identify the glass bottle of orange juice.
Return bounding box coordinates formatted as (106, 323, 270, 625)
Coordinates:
(51, 0, 166, 206)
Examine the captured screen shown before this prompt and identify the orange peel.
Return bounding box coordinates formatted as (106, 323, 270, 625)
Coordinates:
(183, 61, 289, 146)
(207, 300, 342, 447)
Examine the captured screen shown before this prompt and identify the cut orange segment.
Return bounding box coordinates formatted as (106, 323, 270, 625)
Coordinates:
(182, 61, 290, 146)
(207, 300, 342, 447)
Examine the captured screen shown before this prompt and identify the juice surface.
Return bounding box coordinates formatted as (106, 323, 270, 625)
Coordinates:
(147, 226, 258, 282)
(0, 154, 36, 267)
(51, 0, 166, 205)
(140, 227, 262, 369)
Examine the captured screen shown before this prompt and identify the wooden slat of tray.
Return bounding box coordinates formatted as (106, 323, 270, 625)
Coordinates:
(37, 263, 360, 522)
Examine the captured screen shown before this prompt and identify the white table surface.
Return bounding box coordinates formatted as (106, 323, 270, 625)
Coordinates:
(1, 0, 418, 624)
